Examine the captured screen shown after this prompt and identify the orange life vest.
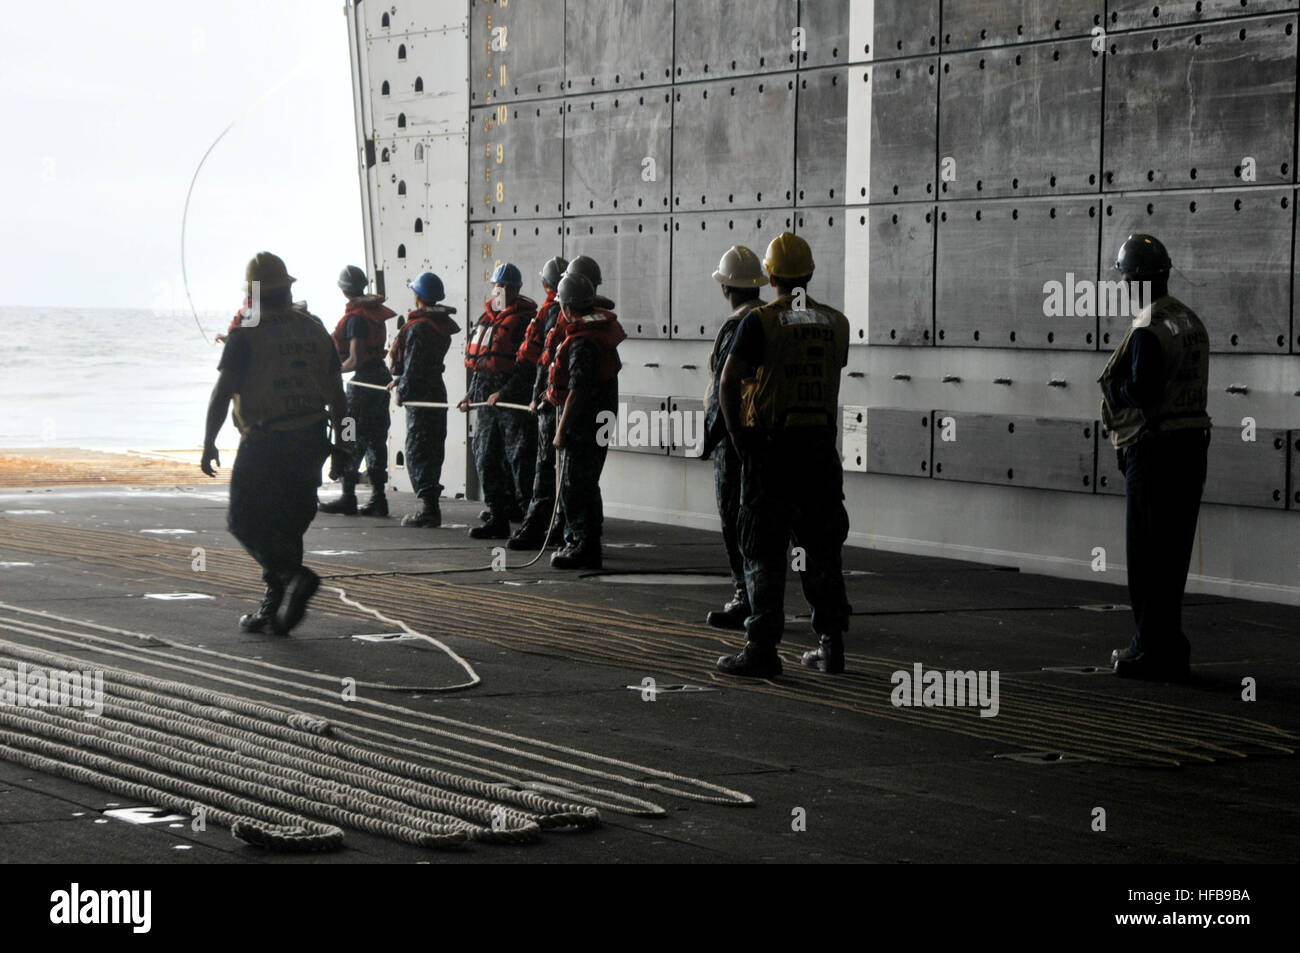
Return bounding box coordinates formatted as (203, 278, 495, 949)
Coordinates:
(465, 295, 536, 375)
(389, 307, 460, 376)
(540, 294, 615, 368)
(518, 294, 558, 366)
(546, 309, 625, 406)
(331, 295, 396, 362)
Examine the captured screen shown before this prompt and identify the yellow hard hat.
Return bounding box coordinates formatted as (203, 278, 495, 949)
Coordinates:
(245, 251, 296, 292)
(762, 231, 815, 279)
(712, 245, 767, 288)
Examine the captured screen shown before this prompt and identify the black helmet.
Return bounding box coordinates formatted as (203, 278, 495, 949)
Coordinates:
(338, 265, 369, 295)
(1114, 234, 1171, 280)
(539, 255, 569, 290)
(563, 255, 602, 288)
(556, 273, 596, 311)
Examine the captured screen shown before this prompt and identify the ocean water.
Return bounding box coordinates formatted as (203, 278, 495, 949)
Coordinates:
(0, 306, 234, 450)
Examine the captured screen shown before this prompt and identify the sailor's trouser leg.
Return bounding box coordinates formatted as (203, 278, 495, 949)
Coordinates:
(715, 441, 745, 591)
(737, 442, 792, 648)
(560, 439, 607, 550)
(347, 385, 390, 488)
(228, 426, 329, 587)
(405, 406, 447, 501)
(472, 404, 514, 515)
(501, 400, 537, 514)
(1124, 430, 1208, 658)
(790, 442, 850, 639)
(522, 407, 562, 534)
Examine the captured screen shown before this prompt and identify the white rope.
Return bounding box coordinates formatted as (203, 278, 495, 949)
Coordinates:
(322, 584, 480, 692)
(0, 618, 660, 819)
(322, 447, 566, 578)
(0, 641, 590, 849)
(346, 379, 533, 411)
(0, 602, 755, 812)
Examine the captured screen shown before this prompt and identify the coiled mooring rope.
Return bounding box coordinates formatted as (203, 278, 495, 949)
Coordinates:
(0, 601, 755, 839)
(0, 639, 598, 851)
(0, 613, 750, 810)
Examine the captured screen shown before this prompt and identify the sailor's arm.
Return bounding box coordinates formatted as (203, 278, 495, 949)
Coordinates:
(719, 353, 752, 449)
(201, 366, 238, 477)
(1102, 329, 1165, 414)
(340, 336, 361, 374)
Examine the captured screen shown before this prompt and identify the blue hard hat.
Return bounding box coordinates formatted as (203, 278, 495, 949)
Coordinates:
(490, 262, 523, 287)
(408, 272, 445, 304)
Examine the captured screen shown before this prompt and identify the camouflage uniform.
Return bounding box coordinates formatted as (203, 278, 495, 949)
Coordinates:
(519, 300, 565, 538)
(557, 337, 619, 551)
(466, 295, 537, 519)
(469, 369, 536, 515)
(341, 369, 390, 490)
(392, 312, 457, 501)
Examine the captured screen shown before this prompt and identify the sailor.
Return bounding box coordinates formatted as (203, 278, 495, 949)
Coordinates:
(716, 232, 851, 677)
(701, 245, 767, 630)
(388, 272, 459, 528)
(319, 265, 396, 517)
(547, 272, 626, 570)
(562, 254, 616, 313)
(1100, 234, 1211, 682)
(506, 255, 569, 550)
(213, 296, 251, 344)
(457, 262, 537, 539)
(201, 252, 349, 635)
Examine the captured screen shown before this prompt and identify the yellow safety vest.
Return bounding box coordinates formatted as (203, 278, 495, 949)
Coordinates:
(230, 307, 338, 436)
(741, 293, 850, 431)
(1099, 295, 1211, 448)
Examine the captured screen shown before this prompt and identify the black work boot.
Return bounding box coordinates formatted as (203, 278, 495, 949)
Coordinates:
(401, 498, 441, 527)
(469, 515, 510, 539)
(706, 587, 750, 630)
(506, 524, 545, 550)
(801, 634, 846, 674)
(1111, 644, 1190, 682)
(506, 502, 525, 522)
(274, 568, 321, 635)
(319, 478, 358, 515)
(550, 542, 602, 570)
(358, 485, 388, 517)
(239, 585, 284, 633)
(716, 642, 782, 678)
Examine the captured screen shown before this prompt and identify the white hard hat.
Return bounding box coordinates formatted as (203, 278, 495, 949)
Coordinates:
(712, 245, 767, 288)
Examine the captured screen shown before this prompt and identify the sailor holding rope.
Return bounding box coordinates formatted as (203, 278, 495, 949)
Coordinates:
(388, 272, 460, 528)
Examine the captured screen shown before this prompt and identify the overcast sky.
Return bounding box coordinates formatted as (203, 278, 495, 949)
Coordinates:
(0, 0, 364, 315)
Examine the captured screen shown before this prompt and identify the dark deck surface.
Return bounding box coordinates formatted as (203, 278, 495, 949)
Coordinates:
(0, 484, 1295, 866)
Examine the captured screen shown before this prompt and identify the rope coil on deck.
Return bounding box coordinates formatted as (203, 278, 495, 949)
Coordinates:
(0, 594, 756, 851)
(1, 589, 755, 810)
(0, 638, 604, 851)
